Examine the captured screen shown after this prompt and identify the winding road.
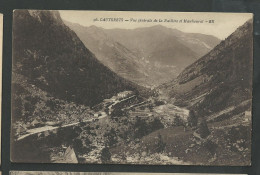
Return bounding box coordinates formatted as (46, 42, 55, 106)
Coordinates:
(17, 94, 137, 141)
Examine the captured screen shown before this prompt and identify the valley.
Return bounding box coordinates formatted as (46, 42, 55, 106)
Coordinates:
(65, 22, 220, 87)
(11, 10, 253, 166)
(12, 85, 251, 165)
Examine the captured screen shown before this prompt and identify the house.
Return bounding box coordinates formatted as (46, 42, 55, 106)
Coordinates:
(117, 91, 133, 98)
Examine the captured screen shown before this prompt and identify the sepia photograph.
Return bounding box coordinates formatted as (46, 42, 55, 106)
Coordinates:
(11, 10, 253, 165)
(9, 172, 248, 175)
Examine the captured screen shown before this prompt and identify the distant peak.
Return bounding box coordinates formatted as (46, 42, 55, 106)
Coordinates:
(145, 25, 169, 30)
(146, 25, 181, 33)
(88, 25, 99, 29)
(88, 25, 104, 30)
(150, 24, 165, 28)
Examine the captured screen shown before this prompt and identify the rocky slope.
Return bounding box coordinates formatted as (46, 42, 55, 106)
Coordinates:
(12, 10, 146, 109)
(160, 19, 253, 118)
(64, 22, 153, 87)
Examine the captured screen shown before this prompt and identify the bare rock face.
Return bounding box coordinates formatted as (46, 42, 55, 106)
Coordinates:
(64, 146, 78, 163)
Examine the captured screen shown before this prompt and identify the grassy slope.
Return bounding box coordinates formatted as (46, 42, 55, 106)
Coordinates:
(111, 114, 251, 165)
(110, 19, 253, 166)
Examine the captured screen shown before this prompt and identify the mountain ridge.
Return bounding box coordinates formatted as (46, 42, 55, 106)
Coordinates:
(160, 18, 253, 118)
(64, 21, 220, 87)
(63, 20, 154, 87)
(12, 10, 147, 108)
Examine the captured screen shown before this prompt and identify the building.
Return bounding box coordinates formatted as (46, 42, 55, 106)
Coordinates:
(117, 91, 133, 98)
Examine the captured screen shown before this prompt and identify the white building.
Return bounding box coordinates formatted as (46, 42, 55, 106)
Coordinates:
(117, 91, 133, 98)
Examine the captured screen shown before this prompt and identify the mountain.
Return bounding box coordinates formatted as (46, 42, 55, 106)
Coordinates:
(12, 10, 146, 108)
(64, 23, 220, 87)
(105, 25, 220, 67)
(64, 22, 153, 87)
(160, 19, 253, 118)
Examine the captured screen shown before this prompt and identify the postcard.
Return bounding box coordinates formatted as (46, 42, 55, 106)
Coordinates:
(11, 10, 253, 165)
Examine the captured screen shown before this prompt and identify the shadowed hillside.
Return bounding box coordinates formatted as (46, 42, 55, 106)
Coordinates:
(12, 10, 146, 107)
(64, 22, 154, 87)
(160, 19, 253, 118)
(11, 10, 253, 166)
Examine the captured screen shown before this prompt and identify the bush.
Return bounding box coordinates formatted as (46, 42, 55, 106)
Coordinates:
(133, 117, 149, 139)
(104, 128, 118, 146)
(73, 138, 84, 154)
(173, 115, 184, 126)
(56, 127, 79, 144)
(196, 118, 210, 138)
(154, 100, 165, 106)
(204, 140, 217, 155)
(226, 125, 250, 152)
(150, 118, 164, 131)
(111, 108, 126, 118)
(100, 146, 111, 163)
(46, 99, 59, 111)
(133, 117, 164, 139)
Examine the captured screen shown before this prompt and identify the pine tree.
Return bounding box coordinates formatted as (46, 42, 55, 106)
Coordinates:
(187, 110, 198, 128)
(197, 118, 210, 139)
(104, 128, 118, 146)
(156, 133, 166, 153)
(100, 146, 111, 163)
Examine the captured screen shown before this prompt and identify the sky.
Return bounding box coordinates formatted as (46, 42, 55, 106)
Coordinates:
(59, 10, 252, 40)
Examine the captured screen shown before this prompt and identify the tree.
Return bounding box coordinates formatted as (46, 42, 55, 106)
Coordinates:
(155, 133, 166, 153)
(104, 128, 118, 146)
(173, 115, 183, 126)
(111, 108, 126, 118)
(72, 138, 84, 154)
(187, 110, 198, 128)
(56, 127, 79, 145)
(196, 118, 210, 139)
(150, 118, 164, 131)
(154, 100, 165, 106)
(133, 117, 149, 139)
(100, 146, 111, 163)
(204, 140, 218, 156)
